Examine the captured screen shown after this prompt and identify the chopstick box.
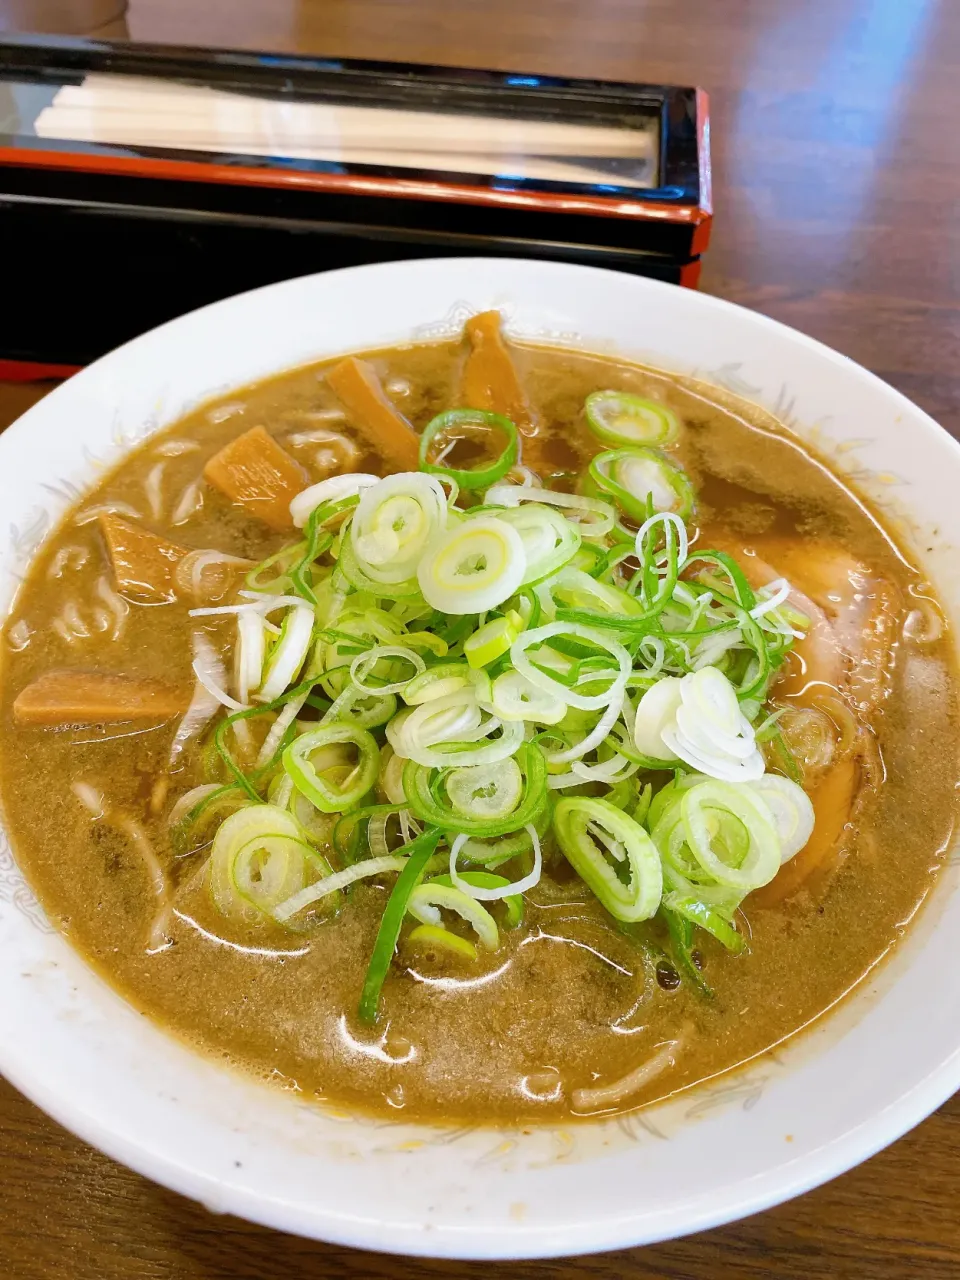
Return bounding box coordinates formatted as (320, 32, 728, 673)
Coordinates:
(0, 35, 711, 371)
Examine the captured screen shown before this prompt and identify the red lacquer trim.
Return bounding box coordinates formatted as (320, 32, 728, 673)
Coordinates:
(0, 145, 709, 227)
(679, 259, 702, 289)
(0, 359, 81, 381)
(689, 88, 713, 257)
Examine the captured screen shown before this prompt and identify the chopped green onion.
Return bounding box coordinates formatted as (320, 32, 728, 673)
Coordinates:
(748, 774, 814, 862)
(465, 615, 519, 668)
(337, 528, 423, 599)
(354, 473, 449, 584)
(290, 474, 378, 529)
(331, 803, 412, 863)
(653, 778, 780, 894)
(484, 669, 566, 724)
(358, 828, 442, 1023)
(511, 621, 631, 712)
(449, 824, 543, 899)
(550, 567, 646, 621)
(387, 691, 523, 768)
(661, 891, 745, 953)
(568, 541, 607, 576)
(246, 541, 306, 595)
(189, 380, 811, 1000)
(213, 675, 322, 800)
(513, 586, 542, 629)
(660, 904, 713, 996)
(276, 854, 410, 923)
(258, 604, 314, 702)
(685, 550, 757, 611)
(169, 783, 248, 857)
(290, 495, 357, 604)
(456, 816, 548, 869)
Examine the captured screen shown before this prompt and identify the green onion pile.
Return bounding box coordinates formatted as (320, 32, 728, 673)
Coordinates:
(179, 393, 816, 1022)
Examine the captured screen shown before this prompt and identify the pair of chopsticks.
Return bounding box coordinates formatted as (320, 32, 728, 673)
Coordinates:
(33, 74, 655, 187)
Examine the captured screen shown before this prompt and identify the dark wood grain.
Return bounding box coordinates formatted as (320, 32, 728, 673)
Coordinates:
(2, 0, 960, 1274)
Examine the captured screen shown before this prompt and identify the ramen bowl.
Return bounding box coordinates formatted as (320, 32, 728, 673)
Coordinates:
(0, 258, 958, 1259)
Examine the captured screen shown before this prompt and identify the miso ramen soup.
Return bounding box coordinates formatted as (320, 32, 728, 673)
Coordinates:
(1, 311, 956, 1124)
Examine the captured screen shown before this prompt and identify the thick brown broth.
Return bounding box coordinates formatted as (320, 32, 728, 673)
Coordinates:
(0, 335, 957, 1125)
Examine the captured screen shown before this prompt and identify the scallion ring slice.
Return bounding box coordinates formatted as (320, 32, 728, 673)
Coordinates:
(257, 603, 314, 702)
(290, 495, 356, 604)
(233, 834, 319, 915)
(511, 621, 631, 711)
(290, 473, 379, 528)
(456, 825, 539, 870)
(283, 722, 380, 813)
(427, 871, 524, 927)
(491, 504, 582, 585)
(464, 615, 519, 668)
(402, 742, 547, 836)
(402, 662, 474, 706)
(349, 472, 448, 588)
(275, 855, 410, 922)
(449, 824, 543, 901)
(417, 517, 526, 614)
(588, 447, 694, 521)
(679, 780, 781, 892)
(684, 549, 758, 611)
(406, 923, 478, 962)
(337, 527, 424, 599)
(550, 567, 645, 618)
(324, 685, 397, 730)
(661, 891, 746, 953)
(209, 804, 313, 920)
(633, 677, 683, 762)
(387, 691, 523, 768)
(419, 409, 518, 489)
(584, 390, 680, 447)
(662, 667, 766, 781)
(485, 484, 615, 538)
(748, 774, 815, 862)
(552, 797, 663, 922)
(634, 509, 689, 574)
(407, 881, 500, 949)
(350, 645, 426, 695)
(236, 609, 266, 703)
(485, 670, 566, 724)
(446, 758, 524, 822)
(569, 541, 607, 577)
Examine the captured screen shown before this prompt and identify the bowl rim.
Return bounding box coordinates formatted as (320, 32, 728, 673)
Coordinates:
(1, 257, 959, 1260)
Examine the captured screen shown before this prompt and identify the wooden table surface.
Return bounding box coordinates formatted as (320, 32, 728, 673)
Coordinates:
(2, 0, 960, 1276)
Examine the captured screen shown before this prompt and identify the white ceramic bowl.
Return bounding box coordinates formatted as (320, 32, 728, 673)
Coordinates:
(1, 260, 958, 1259)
